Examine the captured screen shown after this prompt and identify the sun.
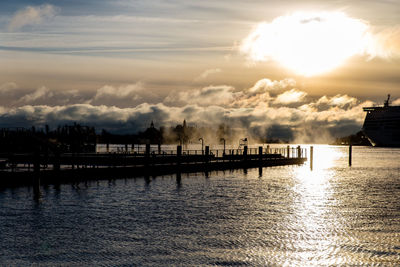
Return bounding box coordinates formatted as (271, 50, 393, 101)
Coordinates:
(241, 11, 372, 76)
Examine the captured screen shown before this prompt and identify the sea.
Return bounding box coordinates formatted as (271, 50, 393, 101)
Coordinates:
(0, 145, 400, 266)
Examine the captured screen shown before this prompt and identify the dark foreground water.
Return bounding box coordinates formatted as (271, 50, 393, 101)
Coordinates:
(1, 145, 400, 266)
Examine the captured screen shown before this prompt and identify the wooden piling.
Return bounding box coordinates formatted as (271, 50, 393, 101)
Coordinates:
(205, 146, 210, 162)
(53, 150, 60, 171)
(33, 148, 40, 174)
(349, 145, 352, 166)
(310, 146, 314, 170)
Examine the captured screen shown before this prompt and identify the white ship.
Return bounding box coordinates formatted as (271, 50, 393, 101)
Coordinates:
(362, 95, 400, 147)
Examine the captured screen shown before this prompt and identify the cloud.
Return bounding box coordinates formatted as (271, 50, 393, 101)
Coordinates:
(9, 86, 87, 107)
(274, 89, 307, 104)
(17, 86, 53, 103)
(239, 12, 400, 76)
(315, 94, 358, 109)
(368, 26, 400, 58)
(0, 82, 17, 94)
(240, 12, 371, 75)
(93, 83, 143, 101)
(0, 78, 372, 142)
(164, 85, 237, 106)
(0, 91, 368, 142)
(246, 78, 296, 94)
(194, 68, 221, 81)
(90, 83, 159, 107)
(392, 98, 400, 106)
(8, 4, 57, 31)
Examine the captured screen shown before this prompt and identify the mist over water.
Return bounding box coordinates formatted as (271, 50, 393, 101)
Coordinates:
(1, 145, 400, 266)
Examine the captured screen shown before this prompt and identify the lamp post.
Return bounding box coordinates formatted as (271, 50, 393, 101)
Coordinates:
(199, 137, 204, 155)
(220, 138, 226, 156)
(239, 137, 248, 148)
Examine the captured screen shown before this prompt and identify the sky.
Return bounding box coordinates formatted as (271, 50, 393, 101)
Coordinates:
(1, 0, 400, 142)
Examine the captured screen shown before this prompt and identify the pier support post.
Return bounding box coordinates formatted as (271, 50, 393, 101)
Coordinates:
(158, 143, 161, 154)
(349, 145, 352, 166)
(177, 145, 182, 166)
(205, 146, 210, 162)
(33, 148, 40, 174)
(243, 146, 248, 158)
(146, 144, 150, 157)
(53, 150, 60, 172)
(106, 143, 110, 153)
(259, 146, 263, 161)
(297, 145, 301, 158)
(287, 145, 290, 158)
(310, 146, 314, 170)
(266, 145, 270, 154)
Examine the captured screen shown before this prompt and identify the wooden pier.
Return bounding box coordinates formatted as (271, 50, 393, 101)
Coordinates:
(0, 145, 307, 187)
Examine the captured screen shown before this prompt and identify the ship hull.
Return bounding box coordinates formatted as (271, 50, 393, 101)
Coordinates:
(362, 128, 400, 147)
(362, 104, 400, 147)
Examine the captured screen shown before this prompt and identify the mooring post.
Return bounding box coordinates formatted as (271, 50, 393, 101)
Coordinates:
(205, 146, 210, 162)
(258, 146, 263, 161)
(349, 145, 352, 166)
(287, 145, 290, 158)
(33, 147, 41, 200)
(297, 145, 301, 158)
(310, 146, 314, 170)
(176, 172, 182, 187)
(243, 145, 248, 158)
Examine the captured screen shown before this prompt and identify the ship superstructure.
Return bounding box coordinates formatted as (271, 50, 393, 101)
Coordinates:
(362, 95, 400, 146)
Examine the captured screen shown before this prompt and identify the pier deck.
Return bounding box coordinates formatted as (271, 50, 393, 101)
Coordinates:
(0, 145, 307, 187)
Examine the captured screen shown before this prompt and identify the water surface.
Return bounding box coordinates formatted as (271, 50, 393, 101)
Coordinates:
(1, 145, 400, 266)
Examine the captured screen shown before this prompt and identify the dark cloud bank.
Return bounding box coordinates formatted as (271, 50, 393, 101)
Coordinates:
(0, 78, 373, 144)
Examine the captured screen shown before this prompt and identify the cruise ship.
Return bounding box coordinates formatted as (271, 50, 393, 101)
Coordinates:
(362, 95, 400, 147)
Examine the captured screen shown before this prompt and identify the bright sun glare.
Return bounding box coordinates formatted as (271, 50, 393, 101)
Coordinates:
(241, 11, 372, 76)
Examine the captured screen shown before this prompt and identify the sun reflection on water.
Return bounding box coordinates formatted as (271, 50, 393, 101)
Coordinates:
(310, 145, 345, 170)
(287, 146, 345, 265)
